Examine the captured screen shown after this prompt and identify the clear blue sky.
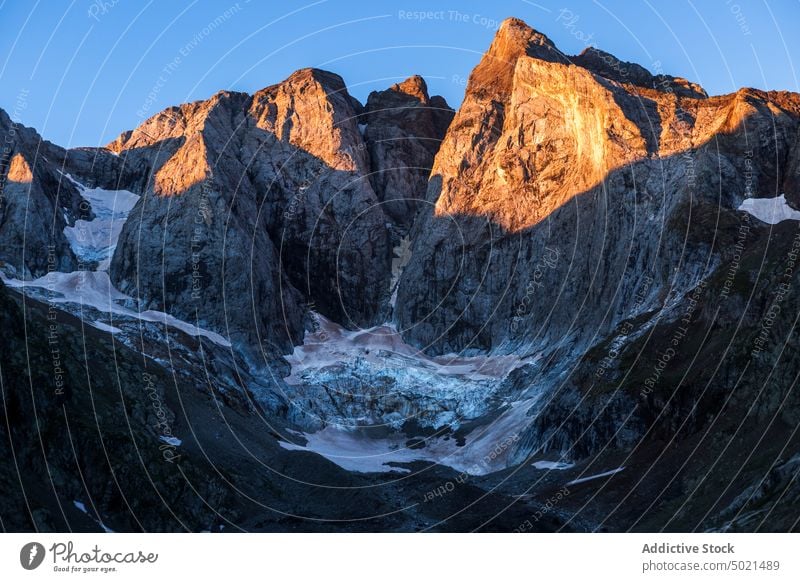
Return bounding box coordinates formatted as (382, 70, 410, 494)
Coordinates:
(1, 0, 798, 148)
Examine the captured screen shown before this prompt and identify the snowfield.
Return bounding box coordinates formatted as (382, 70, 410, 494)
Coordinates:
(1, 270, 231, 347)
(566, 467, 625, 486)
(62, 177, 140, 270)
(738, 194, 800, 224)
(533, 460, 575, 470)
(1, 175, 231, 348)
(280, 396, 539, 476)
(280, 313, 545, 475)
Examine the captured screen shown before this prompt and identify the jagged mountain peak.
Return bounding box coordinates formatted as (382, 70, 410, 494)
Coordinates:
(93, 66, 454, 354)
(389, 74, 430, 103)
(272, 67, 349, 93)
(362, 75, 454, 226)
(493, 17, 559, 55)
(572, 45, 708, 99)
(467, 17, 567, 99)
(468, 17, 707, 102)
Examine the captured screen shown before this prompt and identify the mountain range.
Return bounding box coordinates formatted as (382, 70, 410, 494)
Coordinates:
(1, 17, 799, 532)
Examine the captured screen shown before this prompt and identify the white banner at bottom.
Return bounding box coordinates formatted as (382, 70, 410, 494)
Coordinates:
(0, 533, 797, 581)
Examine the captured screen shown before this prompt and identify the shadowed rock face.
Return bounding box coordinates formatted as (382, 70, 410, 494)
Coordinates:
(0, 110, 86, 277)
(571, 47, 708, 99)
(362, 75, 454, 226)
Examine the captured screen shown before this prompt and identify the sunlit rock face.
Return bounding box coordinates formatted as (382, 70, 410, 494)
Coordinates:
(104, 70, 410, 358)
(395, 17, 800, 357)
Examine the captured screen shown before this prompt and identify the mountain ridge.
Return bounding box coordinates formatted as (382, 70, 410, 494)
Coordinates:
(1, 16, 799, 532)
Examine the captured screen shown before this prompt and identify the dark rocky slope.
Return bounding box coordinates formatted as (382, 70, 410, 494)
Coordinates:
(0, 279, 562, 532)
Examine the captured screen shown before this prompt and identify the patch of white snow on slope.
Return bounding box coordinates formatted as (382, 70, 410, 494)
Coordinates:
(566, 467, 625, 486)
(1, 271, 231, 347)
(91, 321, 123, 334)
(62, 178, 140, 270)
(532, 460, 575, 470)
(738, 194, 800, 225)
(280, 395, 541, 475)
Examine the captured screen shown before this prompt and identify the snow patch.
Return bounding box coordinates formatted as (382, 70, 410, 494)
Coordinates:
(91, 321, 123, 334)
(63, 182, 139, 270)
(533, 460, 575, 470)
(566, 467, 625, 486)
(159, 435, 182, 447)
(738, 194, 800, 224)
(279, 395, 541, 475)
(1, 271, 231, 347)
(279, 431, 416, 474)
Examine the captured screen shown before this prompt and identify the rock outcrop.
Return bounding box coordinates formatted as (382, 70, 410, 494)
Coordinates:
(572, 47, 707, 99)
(0, 110, 86, 277)
(362, 75, 454, 226)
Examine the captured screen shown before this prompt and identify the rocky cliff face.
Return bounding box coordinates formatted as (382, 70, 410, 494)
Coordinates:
(362, 75, 454, 226)
(0, 110, 87, 277)
(100, 69, 453, 358)
(396, 17, 800, 358)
